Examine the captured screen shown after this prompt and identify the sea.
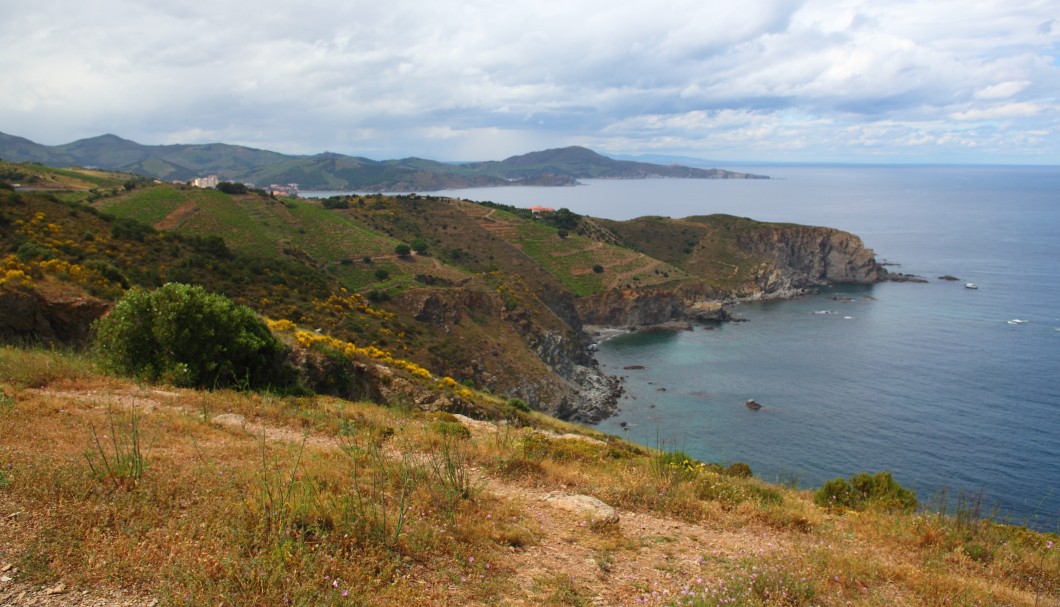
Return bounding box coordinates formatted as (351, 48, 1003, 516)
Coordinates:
(310, 164, 1060, 531)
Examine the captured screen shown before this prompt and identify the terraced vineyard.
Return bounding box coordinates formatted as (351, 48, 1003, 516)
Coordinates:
(465, 206, 687, 296)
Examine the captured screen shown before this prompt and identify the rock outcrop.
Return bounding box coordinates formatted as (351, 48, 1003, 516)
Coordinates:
(735, 225, 888, 293)
(0, 283, 110, 346)
(575, 224, 888, 331)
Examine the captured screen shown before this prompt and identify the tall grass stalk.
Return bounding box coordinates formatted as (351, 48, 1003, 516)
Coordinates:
(424, 432, 481, 517)
(84, 409, 145, 491)
(256, 431, 310, 539)
(340, 434, 416, 549)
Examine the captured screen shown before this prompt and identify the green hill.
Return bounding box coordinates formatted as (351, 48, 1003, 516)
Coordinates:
(1, 162, 884, 420)
(0, 132, 768, 190)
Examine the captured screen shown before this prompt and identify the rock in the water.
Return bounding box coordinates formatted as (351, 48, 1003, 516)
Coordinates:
(889, 273, 929, 283)
(745, 399, 762, 410)
(542, 492, 619, 525)
(938, 275, 960, 281)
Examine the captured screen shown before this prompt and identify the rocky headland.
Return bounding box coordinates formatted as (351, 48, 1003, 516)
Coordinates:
(0, 174, 889, 424)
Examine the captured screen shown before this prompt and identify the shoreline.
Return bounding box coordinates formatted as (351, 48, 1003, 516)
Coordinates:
(583, 320, 695, 346)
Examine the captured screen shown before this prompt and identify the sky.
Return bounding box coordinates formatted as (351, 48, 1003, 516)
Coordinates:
(3, 0, 1059, 164)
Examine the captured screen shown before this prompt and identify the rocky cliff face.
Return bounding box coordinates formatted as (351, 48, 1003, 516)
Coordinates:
(396, 286, 621, 422)
(0, 283, 110, 346)
(575, 225, 887, 329)
(735, 225, 888, 294)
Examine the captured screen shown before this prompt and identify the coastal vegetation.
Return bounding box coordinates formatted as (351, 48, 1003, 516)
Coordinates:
(2, 162, 1055, 605)
(0, 343, 1056, 606)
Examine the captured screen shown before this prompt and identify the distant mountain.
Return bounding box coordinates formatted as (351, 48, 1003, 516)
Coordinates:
(0, 132, 768, 190)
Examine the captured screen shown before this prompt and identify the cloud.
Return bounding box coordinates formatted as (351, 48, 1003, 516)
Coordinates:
(974, 81, 1032, 100)
(952, 102, 1043, 121)
(1, 0, 1058, 162)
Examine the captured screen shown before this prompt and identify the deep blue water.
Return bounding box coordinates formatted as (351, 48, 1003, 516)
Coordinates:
(439, 166, 1060, 531)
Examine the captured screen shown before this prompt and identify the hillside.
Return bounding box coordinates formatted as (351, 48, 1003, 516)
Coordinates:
(0, 162, 1057, 607)
(0, 347, 1056, 607)
(1, 162, 891, 421)
(0, 132, 767, 190)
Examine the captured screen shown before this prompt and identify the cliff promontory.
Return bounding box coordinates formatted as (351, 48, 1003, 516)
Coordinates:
(0, 165, 887, 424)
(576, 215, 888, 329)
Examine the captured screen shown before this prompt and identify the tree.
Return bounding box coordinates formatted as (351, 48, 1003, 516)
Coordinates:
(395, 244, 412, 258)
(216, 182, 248, 195)
(322, 197, 350, 209)
(592, 264, 604, 273)
(374, 268, 390, 281)
(411, 239, 428, 255)
(545, 208, 580, 231)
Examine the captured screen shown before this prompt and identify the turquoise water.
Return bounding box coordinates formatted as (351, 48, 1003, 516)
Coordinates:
(442, 166, 1060, 531)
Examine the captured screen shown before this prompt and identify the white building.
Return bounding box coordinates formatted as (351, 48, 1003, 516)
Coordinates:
(192, 175, 220, 189)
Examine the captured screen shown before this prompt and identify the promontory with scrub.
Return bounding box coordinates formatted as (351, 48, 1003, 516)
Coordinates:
(1, 159, 1055, 607)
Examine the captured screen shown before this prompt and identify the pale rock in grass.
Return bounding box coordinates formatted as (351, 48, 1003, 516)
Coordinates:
(211, 413, 247, 431)
(542, 492, 619, 525)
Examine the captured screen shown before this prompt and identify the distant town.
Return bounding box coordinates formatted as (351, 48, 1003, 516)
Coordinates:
(190, 175, 298, 197)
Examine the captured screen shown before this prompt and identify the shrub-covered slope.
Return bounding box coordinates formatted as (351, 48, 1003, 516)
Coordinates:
(2, 162, 887, 420)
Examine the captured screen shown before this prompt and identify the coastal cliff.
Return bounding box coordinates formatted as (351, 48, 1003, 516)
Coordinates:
(575, 219, 888, 329)
(734, 225, 889, 297)
(0, 172, 886, 425)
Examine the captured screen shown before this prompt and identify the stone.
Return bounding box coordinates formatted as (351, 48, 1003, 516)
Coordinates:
(542, 492, 619, 525)
(211, 413, 247, 431)
(452, 413, 497, 434)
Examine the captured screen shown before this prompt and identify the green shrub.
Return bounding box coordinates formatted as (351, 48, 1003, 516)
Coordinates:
(507, 397, 530, 412)
(724, 462, 754, 478)
(814, 471, 917, 513)
(93, 283, 289, 389)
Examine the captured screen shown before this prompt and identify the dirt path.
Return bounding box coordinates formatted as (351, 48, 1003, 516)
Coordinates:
(4, 387, 786, 606)
(154, 201, 198, 231)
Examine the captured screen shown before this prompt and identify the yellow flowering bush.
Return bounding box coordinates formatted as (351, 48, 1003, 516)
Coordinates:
(268, 319, 433, 381)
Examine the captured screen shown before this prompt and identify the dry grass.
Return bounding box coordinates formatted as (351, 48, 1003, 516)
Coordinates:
(0, 344, 1057, 607)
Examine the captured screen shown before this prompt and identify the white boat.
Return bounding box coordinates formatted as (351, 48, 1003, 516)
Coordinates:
(965, 283, 978, 289)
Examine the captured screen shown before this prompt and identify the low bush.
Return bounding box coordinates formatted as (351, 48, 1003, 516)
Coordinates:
(814, 471, 917, 513)
(93, 282, 291, 390)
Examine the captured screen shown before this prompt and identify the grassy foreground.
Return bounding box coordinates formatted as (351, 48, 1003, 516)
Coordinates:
(0, 345, 1056, 606)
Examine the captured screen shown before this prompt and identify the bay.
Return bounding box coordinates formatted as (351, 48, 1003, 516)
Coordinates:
(439, 166, 1060, 531)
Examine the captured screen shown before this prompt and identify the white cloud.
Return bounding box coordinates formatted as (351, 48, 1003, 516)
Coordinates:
(1, 0, 1058, 162)
(953, 102, 1043, 120)
(975, 81, 1032, 100)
